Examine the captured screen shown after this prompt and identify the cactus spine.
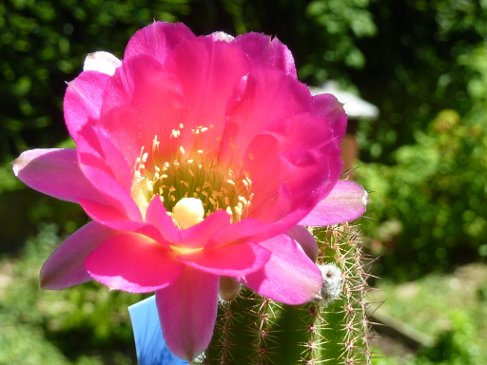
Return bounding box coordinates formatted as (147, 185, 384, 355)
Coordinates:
(203, 223, 372, 365)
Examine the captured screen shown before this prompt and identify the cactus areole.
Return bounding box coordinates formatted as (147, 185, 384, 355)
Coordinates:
(13, 22, 367, 360)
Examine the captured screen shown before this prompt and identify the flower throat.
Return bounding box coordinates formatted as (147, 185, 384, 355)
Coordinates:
(131, 123, 253, 225)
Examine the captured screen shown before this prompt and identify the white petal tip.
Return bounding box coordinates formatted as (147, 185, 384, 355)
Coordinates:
(362, 190, 369, 206)
(12, 158, 22, 177)
(209, 31, 234, 42)
(13, 148, 64, 178)
(83, 51, 121, 76)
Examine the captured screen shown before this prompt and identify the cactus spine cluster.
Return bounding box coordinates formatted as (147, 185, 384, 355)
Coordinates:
(202, 224, 372, 365)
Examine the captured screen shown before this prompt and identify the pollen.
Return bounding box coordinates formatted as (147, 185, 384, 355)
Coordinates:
(131, 127, 254, 223)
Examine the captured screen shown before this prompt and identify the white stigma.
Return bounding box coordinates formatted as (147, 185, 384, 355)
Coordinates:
(172, 197, 205, 229)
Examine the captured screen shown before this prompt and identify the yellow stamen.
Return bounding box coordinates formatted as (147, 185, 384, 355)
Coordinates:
(131, 132, 254, 224)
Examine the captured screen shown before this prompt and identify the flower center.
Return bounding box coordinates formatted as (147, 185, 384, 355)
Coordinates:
(131, 123, 253, 224)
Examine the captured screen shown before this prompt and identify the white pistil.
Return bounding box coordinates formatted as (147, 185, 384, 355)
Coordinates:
(172, 197, 205, 229)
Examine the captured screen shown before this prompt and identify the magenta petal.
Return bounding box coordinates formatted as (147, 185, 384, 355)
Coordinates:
(271, 112, 342, 210)
(13, 148, 142, 228)
(312, 93, 347, 142)
(156, 268, 219, 360)
(144, 196, 180, 243)
(225, 68, 312, 153)
(211, 217, 288, 252)
(78, 199, 142, 231)
(182, 242, 270, 276)
(100, 55, 185, 163)
(77, 150, 142, 222)
(234, 32, 297, 77)
(124, 21, 195, 64)
(145, 198, 234, 249)
(300, 180, 368, 226)
(64, 71, 111, 140)
(81, 124, 134, 189)
(287, 225, 318, 262)
(244, 134, 282, 219)
(40, 222, 116, 289)
(181, 210, 232, 248)
(13, 148, 102, 203)
(165, 36, 250, 153)
(245, 234, 322, 305)
(85, 233, 183, 293)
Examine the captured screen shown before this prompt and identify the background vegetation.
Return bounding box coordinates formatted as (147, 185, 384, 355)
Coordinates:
(1, 0, 487, 363)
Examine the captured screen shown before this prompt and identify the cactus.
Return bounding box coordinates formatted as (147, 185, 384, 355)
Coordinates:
(202, 223, 372, 365)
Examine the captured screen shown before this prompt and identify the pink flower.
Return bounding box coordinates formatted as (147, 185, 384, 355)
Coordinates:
(13, 22, 366, 360)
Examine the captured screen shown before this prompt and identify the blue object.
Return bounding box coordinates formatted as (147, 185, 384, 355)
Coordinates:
(129, 295, 188, 365)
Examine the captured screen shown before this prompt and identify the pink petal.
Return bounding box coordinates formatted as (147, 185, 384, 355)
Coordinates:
(234, 32, 297, 77)
(143, 197, 233, 248)
(13, 148, 104, 203)
(64, 71, 111, 140)
(312, 93, 347, 142)
(156, 268, 219, 360)
(287, 225, 318, 262)
(77, 149, 141, 222)
(211, 217, 272, 246)
(76, 123, 133, 189)
(224, 68, 312, 154)
(300, 180, 368, 226)
(143, 198, 268, 275)
(40, 222, 116, 289)
(181, 242, 270, 276)
(243, 134, 283, 220)
(212, 215, 300, 252)
(143, 196, 180, 243)
(219, 69, 346, 230)
(99, 55, 185, 163)
(180, 210, 232, 248)
(237, 113, 342, 232)
(245, 234, 322, 305)
(13, 148, 141, 229)
(275, 112, 343, 212)
(85, 233, 183, 293)
(164, 36, 250, 153)
(78, 199, 142, 231)
(124, 21, 195, 64)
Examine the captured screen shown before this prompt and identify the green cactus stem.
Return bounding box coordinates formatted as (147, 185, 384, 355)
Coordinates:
(203, 224, 372, 365)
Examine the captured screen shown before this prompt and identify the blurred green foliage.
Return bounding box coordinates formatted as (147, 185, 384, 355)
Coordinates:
(0, 224, 141, 364)
(370, 265, 487, 364)
(374, 316, 484, 365)
(355, 0, 487, 161)
(0, 0, 191, 164)
(416, 311, 483, 365)
(353, 2, 487, 278)
(358, 108, 487, 278)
